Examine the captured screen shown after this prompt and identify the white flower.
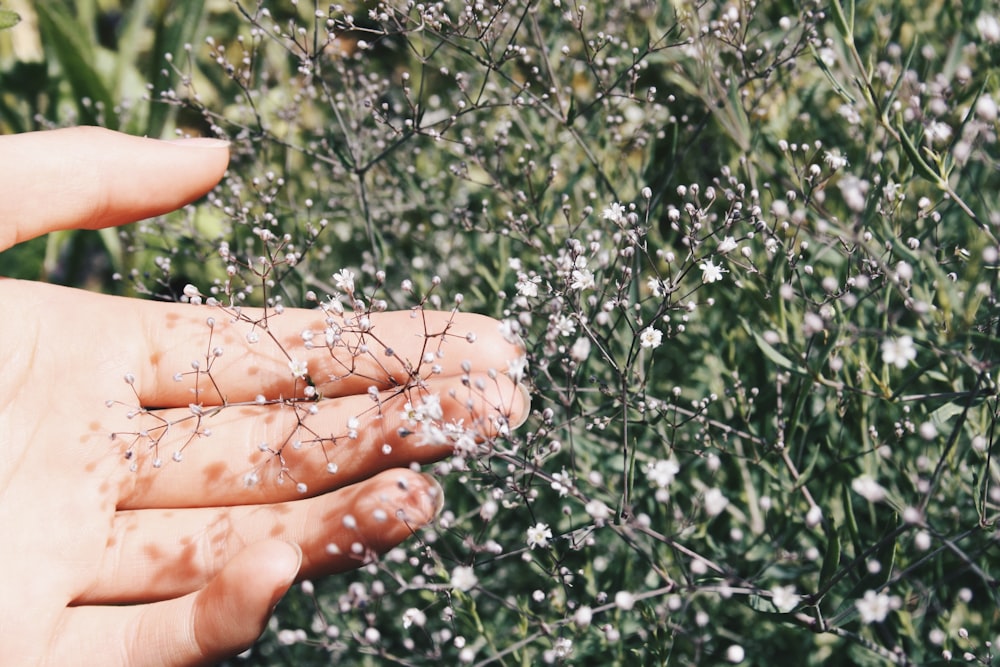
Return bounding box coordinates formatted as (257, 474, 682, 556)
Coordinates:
(585, 499, 612, 521)
(402, 393, 444, 424)
(647, 459, 680, 488)
(498, 319, 522, 345)
(699, 258, 727, 283)
(569, 336, 591, 362)
(770, 584, 800, 613)
(614, 590, 636, 610)
(881, 336, 917, 368)
(553, 314, 577, 337)
(803, 311, 825, 336)
(855, 590, 898, 624)
(551, 637, 573, 658)
(416, 422, 450, 447)
(647, 275, 669, 297)
(837, 175, 870, 212)
(805, 504, 823, 527)
(402, 607, 426, 629)
(851, 474, 887, 502)
(573, 606, 593, 628)
(450, 565, 478, 592)
(925, 121, 953, 147)
(602, 201, 627, 223)
(526, 522, 553, 549)
(569, 257, 595, 291)
(726, 644, 746, 663)
(516, 273, 540, 298)
(976, 95, 998, 123)
(703, 487, 729, 517)
(978, 12, 1000, 43)
(837, 103, 862, 125)
(333, 268, 355, 293)
(288, 358, 309, 379)
(823, 150, 849, 170)
(507, 355, 529, 383)
(717, 236, 738, 254)
(639, 326, 663, 349)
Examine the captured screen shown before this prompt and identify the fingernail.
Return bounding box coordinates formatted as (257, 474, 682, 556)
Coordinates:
(403, 474, 445, 525)
(508, 382, 532, 430)
(165, 136, 231, 149)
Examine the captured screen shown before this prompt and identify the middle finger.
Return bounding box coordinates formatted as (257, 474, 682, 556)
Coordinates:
(115, 370, 527, 509)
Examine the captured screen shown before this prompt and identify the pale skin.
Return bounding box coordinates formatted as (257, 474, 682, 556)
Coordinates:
(0, 127, 528, 666)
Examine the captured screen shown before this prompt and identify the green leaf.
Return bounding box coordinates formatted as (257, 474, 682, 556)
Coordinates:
(897, 124, 943, 185)
(148, 0, 207, 137)
(0, 9, 20, 30)
(829, 0, 853, 39)
(741, 318, 808, 375)
(35, 3, 119, 128)
(818, 527, 841, 591)
(748, 593, 781, 614)
(929, 401, 967, 432)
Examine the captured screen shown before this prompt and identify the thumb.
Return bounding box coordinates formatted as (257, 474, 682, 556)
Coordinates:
(50, 540, 302, 667)
(189, 540, 303, 664)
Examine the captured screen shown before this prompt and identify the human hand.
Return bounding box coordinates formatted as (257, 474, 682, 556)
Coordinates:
(0, 127, 528, 666)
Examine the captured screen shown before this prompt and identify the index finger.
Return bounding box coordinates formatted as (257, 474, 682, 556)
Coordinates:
(67, 284, 524, 407)
(0, 126, 230, 252)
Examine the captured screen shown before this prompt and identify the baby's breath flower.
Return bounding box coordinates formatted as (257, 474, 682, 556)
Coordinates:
(569, 257, 595, 291)
(516, 273, 541, 298)
(838, 175, 870, 212)
(646, 459, 679, 489)
(550, 637, 573, 659)
(851, 474, 887, 502)
(881, 336, 917, 369)
(585, 499, 612, 521)
(333, 268, 356, 293)
(699, 258, 727, 283)
(638, 326, 663, 350)
(602, 201, 627, 223)
(770, 584, 800, 613)
(450, 565, 478, 592)
(507, 355, 529, 382)
(614, 591, 636, 611)
(806, 505, 823, 528)
(855, 590, 899, 624)
(573, 606, 593, 628)
(978, 12, 1000, 43)
(703, 487, 729, 517)
(647, 275, 668, 297)
(402, 607, 427, 629)
(569, 336, 591, 362)
(717, 236, 738, 254)
(823, 150, 849, 170)
(925, 121, 953, 147)
(288, 358, 309, 379)
(526, 522, 553, 549)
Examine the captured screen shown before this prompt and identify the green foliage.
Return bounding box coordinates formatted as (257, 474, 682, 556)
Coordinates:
(0, 9, 19, 31)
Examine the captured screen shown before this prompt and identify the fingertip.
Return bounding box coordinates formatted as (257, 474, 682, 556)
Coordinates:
(400, 472, 446, 526)
(192, 540, 302, 663)
(510, 381, 532, 429)
(308, 470, 445, 572)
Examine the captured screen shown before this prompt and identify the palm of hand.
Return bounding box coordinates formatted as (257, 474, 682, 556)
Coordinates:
(0, 128, 526, 666)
